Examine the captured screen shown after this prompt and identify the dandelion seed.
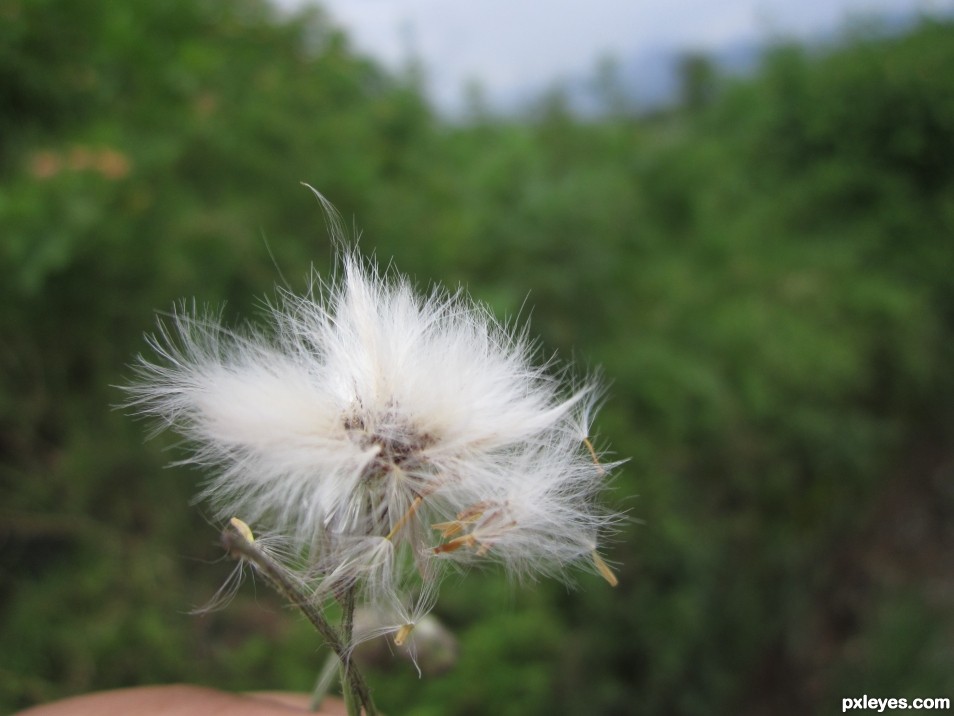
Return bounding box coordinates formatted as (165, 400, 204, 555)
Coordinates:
(348, 566, 442, 677)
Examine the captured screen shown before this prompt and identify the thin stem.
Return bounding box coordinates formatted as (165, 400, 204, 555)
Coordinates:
(341, 585, 356, 645)
(339, 586, 359, 716)
(342, 669, 359, 716)
(221, 524, 377, 715)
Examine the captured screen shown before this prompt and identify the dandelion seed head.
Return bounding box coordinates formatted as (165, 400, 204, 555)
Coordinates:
(126, 199, 621, 611)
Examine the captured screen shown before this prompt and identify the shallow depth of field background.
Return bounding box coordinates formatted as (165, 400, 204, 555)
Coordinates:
(2, 2, 953, 714)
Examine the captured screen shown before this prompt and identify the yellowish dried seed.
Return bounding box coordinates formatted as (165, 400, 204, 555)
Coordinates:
(591, 550, 618, 587)
(433, 534, 476, 554)
(431, 520, 463, 537)
(385, 495, 424, 542)
(394, 624, 414, 646)
(229, 517, 255, 544)
(583, 437, 605, 475)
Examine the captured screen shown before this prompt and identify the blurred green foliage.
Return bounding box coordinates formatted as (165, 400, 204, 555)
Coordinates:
(2, 2, 953, 714)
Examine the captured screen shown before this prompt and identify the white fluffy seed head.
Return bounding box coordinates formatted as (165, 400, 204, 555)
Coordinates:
(126, 213, 621, 607)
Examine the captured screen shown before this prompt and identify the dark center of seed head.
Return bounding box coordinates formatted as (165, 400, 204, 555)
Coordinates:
(343, 412, 435, 480)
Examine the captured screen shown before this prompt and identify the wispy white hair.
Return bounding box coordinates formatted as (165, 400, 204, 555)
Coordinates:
(126, 206, 620, 613)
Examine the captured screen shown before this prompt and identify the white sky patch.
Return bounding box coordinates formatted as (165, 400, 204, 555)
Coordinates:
(275, 0, 954, 112)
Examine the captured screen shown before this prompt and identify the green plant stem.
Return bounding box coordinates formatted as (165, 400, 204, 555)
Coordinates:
(221, 525, 377, 715)
(339, 586, 360, 716)
(342, 670, 359, 716)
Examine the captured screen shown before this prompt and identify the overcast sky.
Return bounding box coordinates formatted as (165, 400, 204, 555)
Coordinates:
(276, 0, 953, 112)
